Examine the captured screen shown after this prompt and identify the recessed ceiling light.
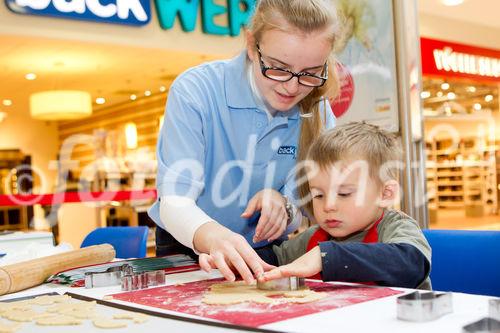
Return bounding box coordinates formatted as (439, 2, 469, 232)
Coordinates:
(2, 99, 12, 106)
(485, 95, 493, 102)
(144, 90, 151, 97)
(441, 82, 450, 90)
(159, 86, 166, 92)
(441, 0, 464, 6)
(130, 94, 137, 101)
(466, 86, 476, 93)
(420, 91, 431, 99)
(96, 97, 106, 105)
(473, 103, 482, 111)
(25, 73, 37, 80)
(447, 92, 456, 100)
(437, 91, 443, 97)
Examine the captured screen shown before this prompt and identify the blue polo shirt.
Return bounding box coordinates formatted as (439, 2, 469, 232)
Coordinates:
(148, 51, 335, 247)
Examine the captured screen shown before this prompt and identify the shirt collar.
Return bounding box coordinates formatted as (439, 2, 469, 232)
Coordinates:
(224, 51, 299, 120)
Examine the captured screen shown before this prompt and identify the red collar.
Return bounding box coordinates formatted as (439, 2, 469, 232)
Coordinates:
(306, 211, 385, 252)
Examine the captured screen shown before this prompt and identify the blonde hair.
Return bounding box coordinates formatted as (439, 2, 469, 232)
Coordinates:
(300, 121, 402, 214)
(247, 0, 340, 163)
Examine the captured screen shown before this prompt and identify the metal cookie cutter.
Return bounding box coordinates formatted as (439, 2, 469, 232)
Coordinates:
(257, 277, 305, 291)
(121, 270, 166, 291)
(397, 291, 453, 322)
(85, 264, 133, 288)
(490, 298, 500, 321)
(462, 318, 500, 333)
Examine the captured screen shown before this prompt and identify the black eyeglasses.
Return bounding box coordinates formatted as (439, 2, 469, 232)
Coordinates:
(256, 43, 328, 87)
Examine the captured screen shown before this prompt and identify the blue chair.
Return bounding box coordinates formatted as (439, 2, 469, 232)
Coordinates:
(423, 229, 500, 297)
(81, 226, 149, 259)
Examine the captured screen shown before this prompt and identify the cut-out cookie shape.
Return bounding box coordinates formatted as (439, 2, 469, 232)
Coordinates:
(29, 295, 72, 306)
(93, 317, 128, 329)
(113, 312, 149, 323)
(0, 320, 22, 333)
(36, 315, 82, 326)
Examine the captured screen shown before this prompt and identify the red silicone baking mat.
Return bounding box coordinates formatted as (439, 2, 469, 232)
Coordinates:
(110, 278, 402, 327)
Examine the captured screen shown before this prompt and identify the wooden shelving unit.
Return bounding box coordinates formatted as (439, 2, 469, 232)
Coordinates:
(0, 149, 33, 230)
(425, 137, 498, 215)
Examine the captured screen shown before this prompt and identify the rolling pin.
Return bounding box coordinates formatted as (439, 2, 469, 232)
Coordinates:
(0, 244, 115, 296)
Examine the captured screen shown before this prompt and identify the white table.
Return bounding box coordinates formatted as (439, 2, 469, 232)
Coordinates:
(0, 270, 495, 333)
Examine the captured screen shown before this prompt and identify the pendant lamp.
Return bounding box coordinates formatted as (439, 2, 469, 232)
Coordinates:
(30, 90, 92, 120)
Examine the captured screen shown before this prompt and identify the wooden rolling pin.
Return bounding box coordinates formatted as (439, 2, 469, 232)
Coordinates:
(0, 244, 115, 296)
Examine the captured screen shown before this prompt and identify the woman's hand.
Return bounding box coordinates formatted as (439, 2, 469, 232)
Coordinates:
(195, 222, 275, 283)
(241, 189, 289, 243)
(262, 246, 322, 281)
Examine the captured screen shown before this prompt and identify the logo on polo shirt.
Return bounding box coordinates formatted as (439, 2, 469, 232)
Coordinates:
(5, 0, 151, 26)
(278, 146, 296, 158)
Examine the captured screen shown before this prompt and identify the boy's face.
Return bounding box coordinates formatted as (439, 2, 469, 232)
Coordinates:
(308, 161, 390, 238)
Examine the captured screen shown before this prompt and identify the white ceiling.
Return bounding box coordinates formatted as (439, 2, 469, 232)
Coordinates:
(418, 0, 500, 29)
(0, 34, 225, 120)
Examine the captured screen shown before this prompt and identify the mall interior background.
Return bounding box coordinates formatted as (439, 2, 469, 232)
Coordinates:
(0, 0, 499, 251)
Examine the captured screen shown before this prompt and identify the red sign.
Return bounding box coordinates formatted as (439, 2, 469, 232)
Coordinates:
(420, 37, 500, 83)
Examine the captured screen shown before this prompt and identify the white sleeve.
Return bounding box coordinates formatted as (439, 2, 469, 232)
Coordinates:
(158, 195, 214, 251)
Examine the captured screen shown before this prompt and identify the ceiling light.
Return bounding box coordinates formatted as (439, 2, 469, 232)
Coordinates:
(485, 95, 494, 102)
(473, 103, 482, 111)
(466, 86, 476, 93)
(447, 92, 456, 100)
(25, 73, 37, 80)
(437, 91, 443, 97)
(441, 0, 464, 6)
(30, 90, 92, 120)
(2, 99, 12, 106)
(159, 86, 166, 92)
(96, 97, 106, 105)
(125, 122, 138, 149)
(441, 82, 450, 90)
(144, 90, 151, 97)
(130, 94, 137, 101)
(421, 91, 431, 99)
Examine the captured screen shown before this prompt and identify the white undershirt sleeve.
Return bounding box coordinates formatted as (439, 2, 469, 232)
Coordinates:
(158, 195, 214, 251)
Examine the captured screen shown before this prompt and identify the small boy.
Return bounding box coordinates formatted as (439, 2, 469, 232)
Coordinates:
(259, 122, 431, 289)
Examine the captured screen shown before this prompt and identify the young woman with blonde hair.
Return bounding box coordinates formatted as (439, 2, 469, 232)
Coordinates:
(149, 0, 340, 283)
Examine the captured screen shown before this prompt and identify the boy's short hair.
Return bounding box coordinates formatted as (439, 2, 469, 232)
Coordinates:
(307, 121, 402, 182)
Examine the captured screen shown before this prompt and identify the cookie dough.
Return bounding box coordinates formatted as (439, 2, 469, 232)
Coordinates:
(58, 308, 97, 319)
(46, 300, 96, 313)
(93, 317, 128, 329)
(29, 295, 71, 306)
(36, 315, 82, 326)
(0, 301, 31, 313)
(0, 320, 21, 333)
(202, 281, 327, 305)
(113, 312, 148, 323)
(2, 310, 40, 322)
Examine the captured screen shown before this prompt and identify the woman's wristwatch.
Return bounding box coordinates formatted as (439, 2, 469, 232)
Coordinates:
(282, 195, 295, 225)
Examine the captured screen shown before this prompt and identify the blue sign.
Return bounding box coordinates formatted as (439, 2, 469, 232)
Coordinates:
(5, 0, 151, 26)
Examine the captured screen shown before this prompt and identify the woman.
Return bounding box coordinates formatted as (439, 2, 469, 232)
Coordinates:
(149, 0, 340, 283)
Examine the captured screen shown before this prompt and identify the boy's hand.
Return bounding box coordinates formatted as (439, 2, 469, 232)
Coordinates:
(263, 246, 322, 280)
(241, 189, 288, 243)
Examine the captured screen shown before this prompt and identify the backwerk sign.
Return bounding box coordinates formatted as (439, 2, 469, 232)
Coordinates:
(5, 0, 255, 36)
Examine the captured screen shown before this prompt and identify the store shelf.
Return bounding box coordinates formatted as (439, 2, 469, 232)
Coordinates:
(425, 135, 498, 213)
